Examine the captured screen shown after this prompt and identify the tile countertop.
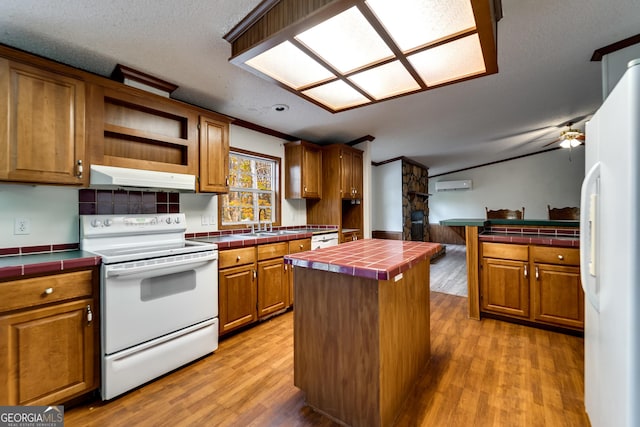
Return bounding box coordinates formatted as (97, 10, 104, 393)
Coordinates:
(479, 231, 580, 248)
(440, 218, 580, 227)
(284, 238, 441, 281)
(0, 250, 101, 280)
(187, 227, 338, 249)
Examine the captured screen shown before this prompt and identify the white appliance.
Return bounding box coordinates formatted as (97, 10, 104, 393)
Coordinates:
(435, 179, 472, 191)
(80, 213, 219, 400)
(312, 232, 339, 249)
(90, 164, 196, 192)
(580, 58, 640, 427)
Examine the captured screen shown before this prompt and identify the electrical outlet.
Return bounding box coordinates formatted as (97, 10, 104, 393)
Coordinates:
(14, 217, 31, 235)
(201, 215, 209, 226)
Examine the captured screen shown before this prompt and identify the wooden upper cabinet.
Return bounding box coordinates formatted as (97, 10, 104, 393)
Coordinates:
(350, 149, 363, 198)
(0, 58, 86, 185)
(86, 83, 199, 176)
(284, 140, 322, 199)
(337, 146, 363, 200)
(198, 114, 231, 193)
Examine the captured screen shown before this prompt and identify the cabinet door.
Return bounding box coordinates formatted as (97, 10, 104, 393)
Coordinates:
(302, 145, 322, 198)
(532, 263, 584, 329)
(0, 59, 85, 185)
(219, 264, 257, 335)
(351, 150, 363, 198)
(0, 299, 96, 405)
(340, 149, 353, 199)
(199, 114, 230, 193)
(257, 258, 287, 319)
(285, 141, 322, 199)
(481, 258, 529, 318)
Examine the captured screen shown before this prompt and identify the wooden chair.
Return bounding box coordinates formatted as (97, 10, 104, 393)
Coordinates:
(485, 207, 525, 219)
(548, 205, 579, 220)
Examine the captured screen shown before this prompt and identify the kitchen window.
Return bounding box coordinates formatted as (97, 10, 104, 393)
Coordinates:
(219, 149, 281, 228)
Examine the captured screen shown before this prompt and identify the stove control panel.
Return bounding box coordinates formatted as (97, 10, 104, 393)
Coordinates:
(80, 214, 187, 237)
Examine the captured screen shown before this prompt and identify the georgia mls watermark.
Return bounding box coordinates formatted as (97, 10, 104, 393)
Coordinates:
(0, 406, 64, 427)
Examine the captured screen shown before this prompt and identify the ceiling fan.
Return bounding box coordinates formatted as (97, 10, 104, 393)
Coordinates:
(542, 124, 585, 148)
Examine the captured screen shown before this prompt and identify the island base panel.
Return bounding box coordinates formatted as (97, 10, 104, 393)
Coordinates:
(293, 259, 431, 427)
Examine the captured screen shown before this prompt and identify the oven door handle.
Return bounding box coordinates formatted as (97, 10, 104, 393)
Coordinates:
(105, 253, 218, 279)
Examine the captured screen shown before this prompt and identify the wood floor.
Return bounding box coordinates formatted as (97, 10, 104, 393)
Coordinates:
(430, 244, 468, 297)
(65, 291, 588, 426)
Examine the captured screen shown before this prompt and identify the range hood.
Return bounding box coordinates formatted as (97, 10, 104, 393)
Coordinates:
(90, 165, 196, 192)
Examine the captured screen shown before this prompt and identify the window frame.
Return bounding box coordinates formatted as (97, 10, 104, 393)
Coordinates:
(218, 147, 282, 230)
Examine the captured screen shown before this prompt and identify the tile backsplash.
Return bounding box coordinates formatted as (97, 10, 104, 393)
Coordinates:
(78, 189, 180, 215)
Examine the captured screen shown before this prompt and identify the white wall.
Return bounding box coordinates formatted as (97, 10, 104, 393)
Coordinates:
(0, 183, 79, 247)
(371, 160, 403, 232)
(429, 147, 585, 222)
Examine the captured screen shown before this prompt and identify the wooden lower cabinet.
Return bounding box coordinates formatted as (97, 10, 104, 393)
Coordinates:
(257, 242, 288, 319)
(480, 243, 584, 331)
(340, 230, 361, 243)
(481, 257, 530, 318)
(0, 269, 98, 405)
(218, 238, 311, 335)
(531, 246, 584, 329)
(219, 264, 257, 335)
(218, 247, 257, 336)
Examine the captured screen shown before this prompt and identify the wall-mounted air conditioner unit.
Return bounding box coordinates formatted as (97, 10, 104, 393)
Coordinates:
(435, 179, 472, 192)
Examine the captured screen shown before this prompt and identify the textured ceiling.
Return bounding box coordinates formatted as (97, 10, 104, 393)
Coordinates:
(1, 0, 639, 175)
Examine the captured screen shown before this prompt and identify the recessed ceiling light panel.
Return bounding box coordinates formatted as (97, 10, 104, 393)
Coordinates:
(246, 41, 334, 89)
(225, 0, 499, 113)
(366, 0, 477, 52)
(408, 34, 486, 86)
(349, 60, 421, 100)
(295, 6, 394, 74)
(302, 80, 370, 111)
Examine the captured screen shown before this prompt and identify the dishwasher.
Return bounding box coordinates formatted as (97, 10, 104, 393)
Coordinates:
(311, 232, 339, 250)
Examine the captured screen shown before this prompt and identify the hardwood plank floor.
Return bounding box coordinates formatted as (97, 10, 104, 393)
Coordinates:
(430, 244, 468, 296)
(66, 292, 588, 426)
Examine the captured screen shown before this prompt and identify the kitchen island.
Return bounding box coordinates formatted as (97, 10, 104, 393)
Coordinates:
(285, 239, 441, 427)
(440, 218, 580, 323)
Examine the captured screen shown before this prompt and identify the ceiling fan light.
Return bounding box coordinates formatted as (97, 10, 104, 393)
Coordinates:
(570, 139, 582, 147)
(559, 139, 571, 149)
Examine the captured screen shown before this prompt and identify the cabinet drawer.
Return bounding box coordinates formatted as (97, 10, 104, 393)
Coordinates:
(257, 242, 288, 261)
(481, 243, 528, 261)
(288, 238, 311, 254)
(219, 247, 256, 269)
(531, 246, 580, 266)
(0, 270, 93, 313)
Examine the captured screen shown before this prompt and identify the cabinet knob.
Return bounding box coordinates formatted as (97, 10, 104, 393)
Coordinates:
(557, 254, 564, 260)
(236, 256, 241, 261)
(299, 244, 304, 249)
(44, 287, 53, 295)
(76, 159, 83, 178)
(524, 264, 528, 278)
(304, 186, 307, 192)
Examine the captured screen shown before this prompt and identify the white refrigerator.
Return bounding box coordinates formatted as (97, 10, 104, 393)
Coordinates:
(580, 58, 640, 427)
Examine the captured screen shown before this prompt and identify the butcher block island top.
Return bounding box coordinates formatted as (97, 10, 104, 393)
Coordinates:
(287, 239, 441, 427)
